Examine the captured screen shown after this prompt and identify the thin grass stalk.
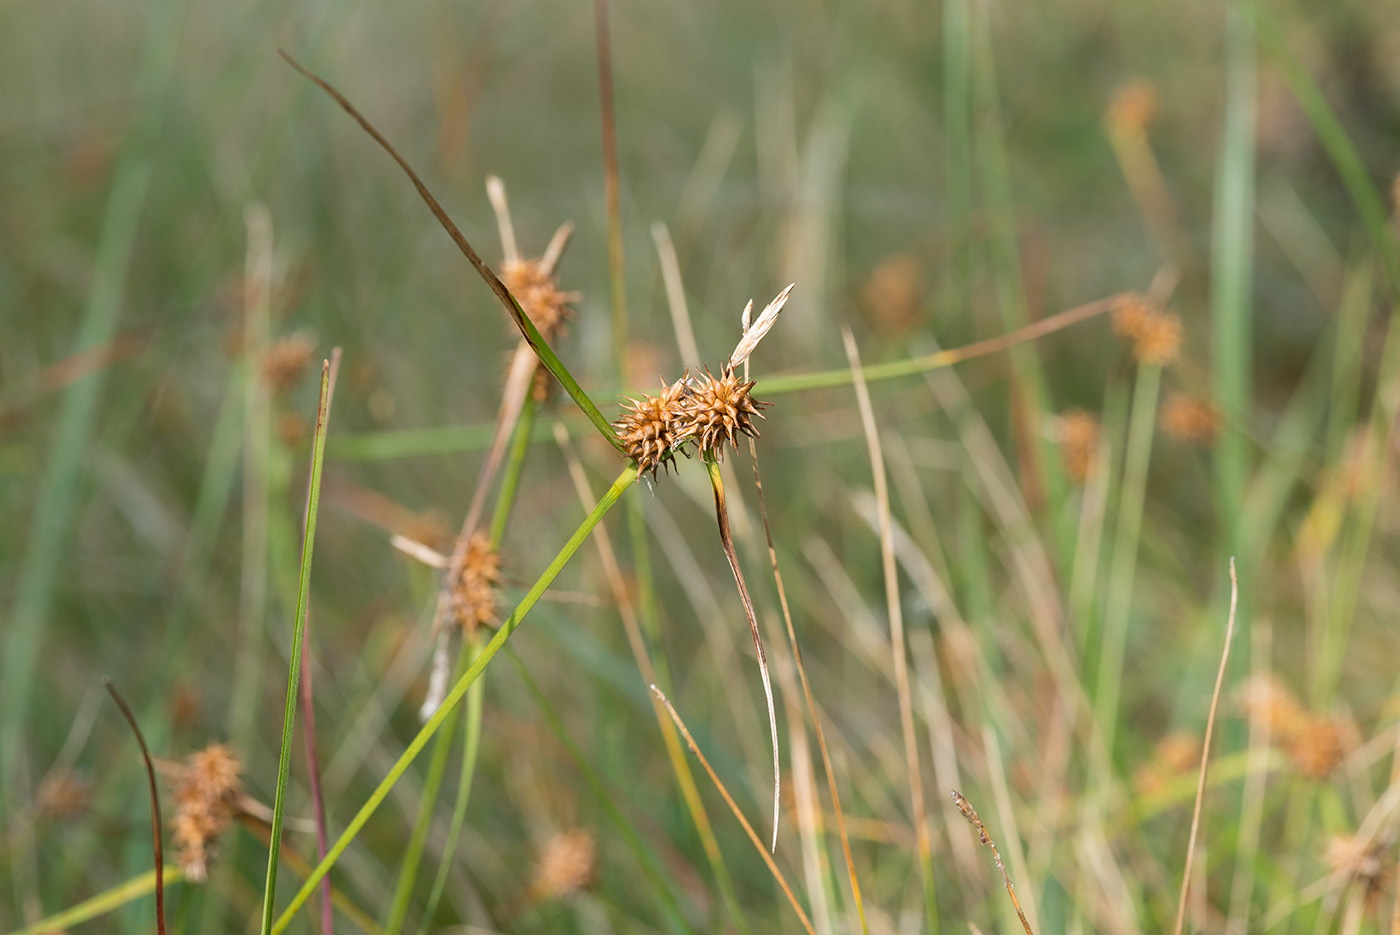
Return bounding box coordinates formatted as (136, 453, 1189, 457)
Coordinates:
(704, 456, 781, 852)
(102, 680, 165, 935)
(1095, 361, 1162, 758)
(1175, 560, 1240, 935)
(553, 422, 749, 934)
(259, 361, 333, 935)
(280, 51, 619, 450)
(415, 637, 484, 935)
(652, 686, 817, 935)
(1211, 0, 1257, 570)
(507, 652, 693, 935)
(745, 436, 869, 935)
(843, 328, 937, 928)
(758, 295, 1118, 396)
(270, 466, 639, 934)
(298, 347, 341, 935)
(952, 790, 1035, 935)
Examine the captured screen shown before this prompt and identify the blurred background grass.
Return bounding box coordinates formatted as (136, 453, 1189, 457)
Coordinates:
(4, 0, 1400, 932)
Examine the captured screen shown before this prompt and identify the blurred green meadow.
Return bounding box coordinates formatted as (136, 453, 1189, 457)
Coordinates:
(4, 0, 1400, 932)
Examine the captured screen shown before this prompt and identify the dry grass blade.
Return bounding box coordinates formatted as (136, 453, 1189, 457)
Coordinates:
(952, 789, 1034, 935)
(842, 327, 934, 914)
(1173, 558, 1240, 935)
(651, 685, 816, 935)
(102, 678, 165, 935)
(745, 434, 868, 932)
(705, 458, 781, 852)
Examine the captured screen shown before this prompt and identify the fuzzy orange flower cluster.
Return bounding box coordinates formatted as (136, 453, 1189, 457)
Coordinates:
(1239, 675, 1352, 779)
(172, 744, 243, 881)
(1161, 392, 1222, 444)
(1112, 293, 1181, 366)
(1058, 409, 1102, 484)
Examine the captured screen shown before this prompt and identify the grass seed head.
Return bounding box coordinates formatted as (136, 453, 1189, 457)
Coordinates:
(172, 743, 243, 882)
(1112, 293, 1180, 366)
(1161, 392, 1222, 444)
(614, 376, 690, 478)
(530, 828, 597, 901)
(1058, 408, 1101, 483)
(676, 366, 771, 460)
(449, 533, 502, 636)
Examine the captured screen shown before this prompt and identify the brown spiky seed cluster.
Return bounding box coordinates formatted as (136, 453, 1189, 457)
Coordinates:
(448, 533, 501, 635)
(172, 743, 243, 882)
(614, 368, 770, 478)
(613, 376, 690, 478)
(676, 368, 771, 456)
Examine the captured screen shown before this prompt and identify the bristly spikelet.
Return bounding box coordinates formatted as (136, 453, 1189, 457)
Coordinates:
(172, 744, 243, 882)
(676, 366, 771, 460)
(614, 376, 689, 478)
(448, 533, 501, 636)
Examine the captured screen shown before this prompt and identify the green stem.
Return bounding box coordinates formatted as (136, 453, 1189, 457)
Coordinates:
(259, 362, 333, 934)
(1095, 362, 1162, 759)
(415, 638, 486, 935)
(270, 466, 639, 934)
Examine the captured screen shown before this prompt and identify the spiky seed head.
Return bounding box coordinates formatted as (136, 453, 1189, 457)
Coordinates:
(614, 376, 689, 479)
(448, 533, 502, 636)
(172, 744, 243, 882)
(676, 366, 771, 459)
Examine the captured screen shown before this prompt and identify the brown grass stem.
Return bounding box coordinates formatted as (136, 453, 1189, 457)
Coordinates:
(843, 327, 935, 921)
(102, 678, 164, 935)
(952, 789, 1034, 935)
(298, 346, 341, 935)
(1173, 558, 1240, 935)
(745, 436, 868, 933)
(704, 456, 781, 853)
(650, 685, 815, 935)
